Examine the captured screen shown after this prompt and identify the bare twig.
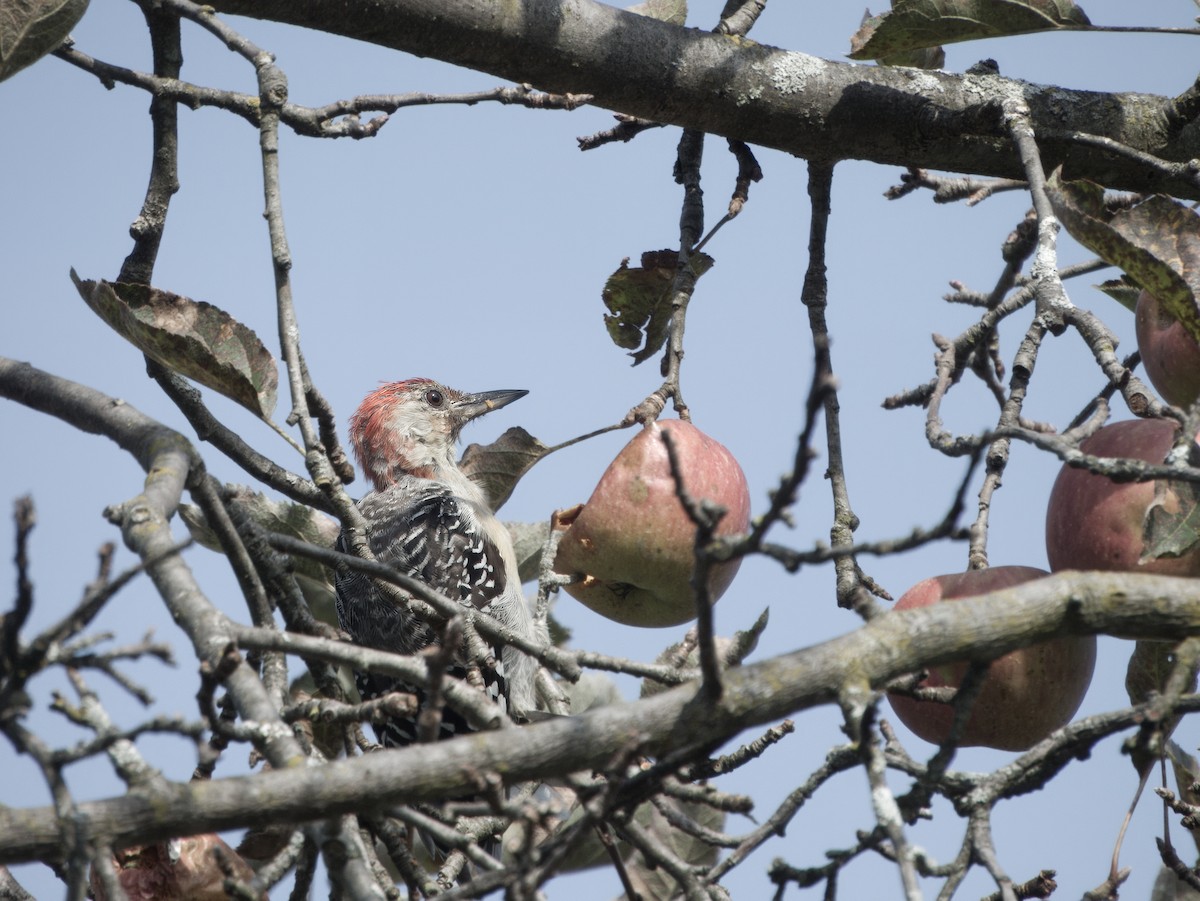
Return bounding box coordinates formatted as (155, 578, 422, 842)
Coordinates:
(3, 498, 36, 677)
(117, 1, 182, 285)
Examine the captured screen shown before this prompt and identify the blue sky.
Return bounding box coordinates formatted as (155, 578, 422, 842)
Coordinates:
(3, 1, 1200, 897)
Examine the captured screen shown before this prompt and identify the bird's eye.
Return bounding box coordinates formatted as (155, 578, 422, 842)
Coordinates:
(425, 389, 444, 408)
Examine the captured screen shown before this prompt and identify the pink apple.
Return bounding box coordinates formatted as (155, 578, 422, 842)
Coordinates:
(553, 419, 751, 627)
(1045, 418, 1200, 576)
(886, 566, 1096, 751)
(1135, 289, 1200, 408)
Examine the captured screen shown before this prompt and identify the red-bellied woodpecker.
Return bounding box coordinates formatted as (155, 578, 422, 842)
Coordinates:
(335, 378, 538, 751)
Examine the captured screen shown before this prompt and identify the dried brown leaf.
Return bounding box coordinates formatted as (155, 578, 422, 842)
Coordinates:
(72, 272, 279, 419)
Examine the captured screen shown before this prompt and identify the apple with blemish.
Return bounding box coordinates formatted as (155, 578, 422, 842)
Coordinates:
(553, 419, 751, 627)
(1045, 418, 1200, 576)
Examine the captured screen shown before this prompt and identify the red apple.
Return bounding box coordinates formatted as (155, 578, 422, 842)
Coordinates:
(91, 835, 261, 901)
(553, 419, 751, 627)
(1135, 289, 1200, 408)
(886, 566, 1096, 751)
(1045, 418, 1200, 576)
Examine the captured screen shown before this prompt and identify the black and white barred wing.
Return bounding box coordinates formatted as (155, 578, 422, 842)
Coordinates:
(368, 484, 511, 615)
(334, 482, 511, 747)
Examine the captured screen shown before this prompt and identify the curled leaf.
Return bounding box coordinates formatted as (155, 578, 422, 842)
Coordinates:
(602, 250, 714, 366)
(459, 426, 550, 512)
(860, 6, 944, 68)
(72, 271, 279, 419)
(1094, 276, 1142, 313)
(850, 0, 1089, 61)
(1045, 174, 1200, 344)
(1143, 476, 1200, 562)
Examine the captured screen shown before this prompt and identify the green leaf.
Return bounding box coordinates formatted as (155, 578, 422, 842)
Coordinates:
(880, 43, 946, 69)
(179, 486, 340, 624)
(0, 0, 89, 82)
(1124, 640, 1170, 776)
(180, 486, 339, 576)
(72, 271, 279, 419)
(849, 0, 1090, 61)
(1094, 276, 1141, 313)
(1124, 640, 1196, 777)
(626, 794, 725, 897)
(504, 520, 551, 584)
(860, 5, 946, 67)
(1045, 173, 1200, 345)
(602, 250, 714, 366)
(625, 0, 686, 25)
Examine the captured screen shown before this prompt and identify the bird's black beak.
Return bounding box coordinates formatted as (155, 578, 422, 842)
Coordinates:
(454, 388, 528, 424)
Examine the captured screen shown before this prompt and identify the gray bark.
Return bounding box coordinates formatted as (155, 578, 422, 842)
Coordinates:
(207, 0, 1200, 197)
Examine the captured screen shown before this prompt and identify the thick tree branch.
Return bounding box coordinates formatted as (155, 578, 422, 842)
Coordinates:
(0, 358, 197, 474)
(206, 0, 1200, 197)
(0, 359, 306, 769)
(0, 358, 395, 891)
(2, 569, 1200, 863)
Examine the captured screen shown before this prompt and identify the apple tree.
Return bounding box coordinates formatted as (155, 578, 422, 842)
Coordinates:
(5, 1, 1200, 899)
